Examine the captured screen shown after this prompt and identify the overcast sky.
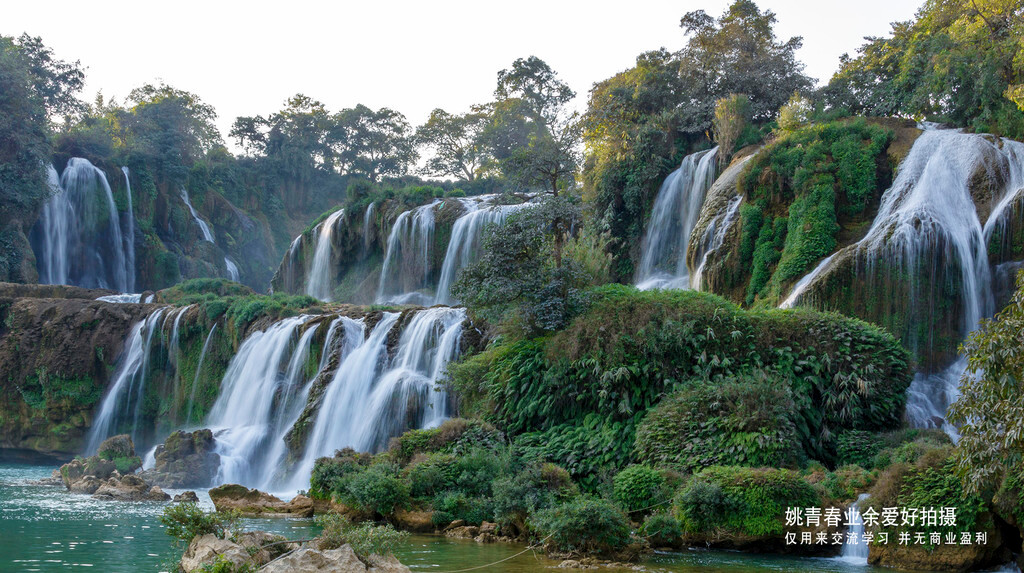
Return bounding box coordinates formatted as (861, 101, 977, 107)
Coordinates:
(7, 1, 920, 145)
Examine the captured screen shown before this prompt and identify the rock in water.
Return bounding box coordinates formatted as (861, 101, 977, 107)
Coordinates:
(140, 429, 220, 488)
(261, 544, 411, 573)
(208, 484, 314, 517)
(96, 434, 135, 459)
(91, 474, 170, 502)
(173, 491, 200, 503)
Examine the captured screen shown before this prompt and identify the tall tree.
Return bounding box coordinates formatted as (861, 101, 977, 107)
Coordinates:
(415, 108, 488, 181)
(126, 83, 222, 179)
(332, 104, 417, 182)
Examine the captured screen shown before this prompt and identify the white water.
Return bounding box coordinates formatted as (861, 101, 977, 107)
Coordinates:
(780, 129, 1024, 433)
(206, 316, 312, 486)
(292, 306, 466, 487)
(84, 308, 167, 454)
(306, 209, 345, 301)
(691, 195, 743, 291)
(121, 167, 136, 293)
(224, 258, 240, 282)
(34, 159, 130, 291)
(96, 294, 143, 304)
(363, 202, 376, 252)
(636, 147, 718, 290)
(838, 493, 870, 565)
(435, 196, 527, 304)
(376, 201, 439, 305)
(179, 187, 214, 243)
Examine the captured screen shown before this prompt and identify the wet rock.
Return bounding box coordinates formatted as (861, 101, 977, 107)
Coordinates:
(140, 429, 220, 488)
(180, 534, 252, 573)
(91, 474, 171, 502)
(96, 434, 135, 460)
(474, 532, 497, 543)
(444, 525, 480, 539)
(208, 484, 314, 517)
(262, 544, 411, 573)
(173, 491, 199, 503)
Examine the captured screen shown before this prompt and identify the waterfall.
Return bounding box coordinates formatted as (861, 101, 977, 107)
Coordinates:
(96, 294, 143, 303)
(84, 308, 167, 454)
(363, 202, 376, 252)
(224, 257, 240, 282)
(780, 129, 1024, 434)
(121, 167, 136, 293)
(179, 187, 214, 243)
(376, 201, 439, 305)
(435, 196, 526, 305)
(33, 159, 129, 291)
(306, 209, 345, 301)
(184, 323, 217, 425)
(292, 306, 466, 485)
(690, 195, 742, 291)
(206, 316, 313, 486)
(635, 147, 718, 290)
(838, 493, 870, 565)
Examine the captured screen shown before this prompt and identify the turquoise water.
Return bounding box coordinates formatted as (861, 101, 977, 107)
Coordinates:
(0, 464, 897, 572)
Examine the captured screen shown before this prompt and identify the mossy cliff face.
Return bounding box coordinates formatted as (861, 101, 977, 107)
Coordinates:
(0, 283, 152, 460)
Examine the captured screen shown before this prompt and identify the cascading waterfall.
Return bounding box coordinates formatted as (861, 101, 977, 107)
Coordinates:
(838, 493, 871, 564)
(206, 316, 313, 486)
(292, 306, 466, 486)
(121, 167, 136, 293)
(376, 201, 439, 305)
(225, 258, 240, 282)
(84, 308, 167, 454)
(33, 158, 129, 291)
(435, 196, 526, 305)
(690, 195, 743, 291)
(780, 129, 1024, 433)
(180, 187, 214, 243)
(635, 147, 718, 290)
(363, 202, 376, 252)
(306, 209, 345, 301)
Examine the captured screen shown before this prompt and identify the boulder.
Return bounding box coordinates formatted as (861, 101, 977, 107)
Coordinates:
(96, 434, 135, 460)
(393, 508, 435, 533)
(444, 525, 480, 539)
(180, 534, 252, 573)
(261, 544, 410, 573)
(140, 429, 220, 488)
(208, 484, 314, 517)
(173, 491, 200, 503)
(91, 474, 171, 502)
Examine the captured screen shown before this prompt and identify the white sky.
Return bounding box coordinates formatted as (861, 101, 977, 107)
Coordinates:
(6, 0, 921, 146)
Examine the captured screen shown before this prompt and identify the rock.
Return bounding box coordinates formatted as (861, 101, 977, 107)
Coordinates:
(96, 434, 135, 460)
(444, 525, 480, 539)
(180, 534, 252, 573)
(91, 474, 171, 502)
(68, 475, 102, 494)
(478, 521, 497, 535)
(868, 530, 1009, 572)
(174, 491, 200, 503)
(474, 532, 497, 543)
(139, 429, 220, 488)
(393, 508, 435, 533)
(208, 484, 313, 516)
(443, 519, 466, 530)
(261, 544, 411, 573)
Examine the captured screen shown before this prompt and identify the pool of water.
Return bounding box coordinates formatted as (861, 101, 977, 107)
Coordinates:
(0, 463, 954, 572)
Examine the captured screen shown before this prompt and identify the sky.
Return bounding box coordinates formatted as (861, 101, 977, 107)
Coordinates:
(6, 0, 921, 146)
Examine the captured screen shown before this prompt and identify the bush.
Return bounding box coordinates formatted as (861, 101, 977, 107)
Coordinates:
(160, 502, 239, 544)
(641, 512, 682, 549)
(612, 465, 667, 513)
(493, 463, 579, 534)
(341, 465, 410, 517)
(405, 453, 457, 498)
(308, 449, 371, 500)
(634, 372, 801, 472)
(315, 513, 409, 559)
(531, 497, 632, 556)
(674, 466, 820, 538)
(432, 491, 494, 525)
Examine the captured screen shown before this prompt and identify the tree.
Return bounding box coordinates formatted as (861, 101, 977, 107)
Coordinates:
(949, 270, 1024, 493)
(825, 0, 1024, 137)
(451, 195, 590, 334)
(712, 94, 750, 165)
(12, 33, 85, 122)
(332, 104, 417, 182)
(415, 108, 488, 181)
(125, 83, 222, 179)
(777, 91, 814, 132)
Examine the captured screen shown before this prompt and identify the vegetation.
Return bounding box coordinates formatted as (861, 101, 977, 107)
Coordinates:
(315, 513, 409, 558)
(159, 502, 240, 545)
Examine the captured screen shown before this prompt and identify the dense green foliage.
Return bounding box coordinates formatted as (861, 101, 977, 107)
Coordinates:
(674, 466, 820, 538)
(531, 497, 633, 556)
(949, 270, 1024, 492)
(735, 120, 893, 305)
(315, 513, 409, 558)
(159, 502, 239, 544)
(466, 286, 909, 486)
(611, 465, 668, 513)
(633, 373, 801, 471)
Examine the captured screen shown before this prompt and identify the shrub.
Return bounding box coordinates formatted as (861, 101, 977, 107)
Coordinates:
(308, 449, 371, 500)
(674, 466, 820, 538)
(341, 465, 410, 518)
(315, 513, 409, 559)
(641, 512, 682, 549)
(493, 463, 579, 534)
(531, 497, 632, 556)
(612, 465, 667, 513)
(113, 455, 142, 474)
(405, 453, 457, 498)
(835, 430, 885, 468)
(160, 502, 239, 544)
(432, 491, 495, 525)
(634, 372, 801, 472)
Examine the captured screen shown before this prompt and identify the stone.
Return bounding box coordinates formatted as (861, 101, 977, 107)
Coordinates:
(208, 484, 313, 516)
(140, 429, 220, 488)
(173, 491, 200, 503)
(444, 525, 480, 539)
(260, 544, 411, 573)
(96, 434, 135, 459)
(474, 532, 497, 543)
(393, 508, 435, 533)
(91, 474, 171, 502)
(180, 534, 252, 573)
(478, 521, 497, 535)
